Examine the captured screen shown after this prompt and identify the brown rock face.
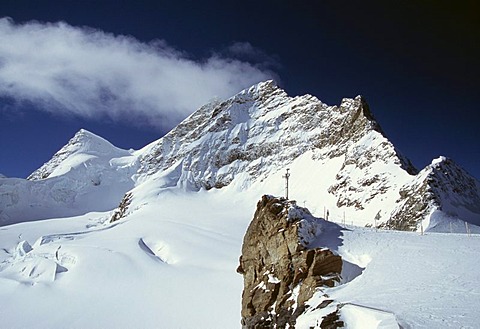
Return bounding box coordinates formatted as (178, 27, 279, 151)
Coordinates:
(237, 195, 342, 328)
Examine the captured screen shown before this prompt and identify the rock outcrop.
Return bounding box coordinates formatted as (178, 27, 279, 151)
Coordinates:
(237, 195, 342, 328)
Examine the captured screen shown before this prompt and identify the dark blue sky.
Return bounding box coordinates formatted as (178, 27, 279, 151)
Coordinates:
(1, 1, 479, 179)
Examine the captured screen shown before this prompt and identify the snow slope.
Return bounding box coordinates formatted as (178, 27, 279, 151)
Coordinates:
(1, 187, 480, 328)
(0, 189, 252, 328)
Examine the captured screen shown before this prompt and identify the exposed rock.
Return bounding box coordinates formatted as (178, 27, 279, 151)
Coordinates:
(110, 192, 133, 223)
(320, 309, 344, 329)
(238, 195, 342, 328)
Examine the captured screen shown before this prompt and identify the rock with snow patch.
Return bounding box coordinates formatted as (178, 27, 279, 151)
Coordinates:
(237, 195, 342, 328)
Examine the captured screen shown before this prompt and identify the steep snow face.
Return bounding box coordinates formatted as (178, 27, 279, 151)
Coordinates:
(0, 130, 137, 225)
(386, 156, 480, 231)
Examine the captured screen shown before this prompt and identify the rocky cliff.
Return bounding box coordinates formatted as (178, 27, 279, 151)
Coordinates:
(237, 195, 343, 328)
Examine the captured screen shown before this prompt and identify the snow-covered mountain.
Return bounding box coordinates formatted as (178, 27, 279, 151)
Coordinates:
(1, 80, 480, 328)
(4, 80, 478, 232)
(0, 129, 137, 225)
(28, 128, 133, 181)
(137, 80, 416, 191)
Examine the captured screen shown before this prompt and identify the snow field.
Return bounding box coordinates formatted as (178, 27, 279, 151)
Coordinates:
(0, 189, 254, 328)
(2, 184, 480, 328)
(297, 227, 480, 328)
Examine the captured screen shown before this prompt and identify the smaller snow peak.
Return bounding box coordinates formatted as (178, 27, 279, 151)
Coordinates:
(386, 154, 480, 232)
(67, 129, 119, 153)
(425, 156, 466, 178)
(76, 128, 89, 135)
(426, 157, 479, 188)
(27, 128, 130, 181)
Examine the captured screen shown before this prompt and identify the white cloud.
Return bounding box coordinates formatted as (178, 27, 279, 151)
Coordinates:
(0, 18, 277, 129)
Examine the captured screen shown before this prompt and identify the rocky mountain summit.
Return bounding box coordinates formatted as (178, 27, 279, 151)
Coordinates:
(237, 195, 343, 328)
(131, 80, 478, 231)
(137, 80, 414, 191)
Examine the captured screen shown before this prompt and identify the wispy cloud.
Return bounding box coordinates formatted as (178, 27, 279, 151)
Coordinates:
(0, 18, 277, 129)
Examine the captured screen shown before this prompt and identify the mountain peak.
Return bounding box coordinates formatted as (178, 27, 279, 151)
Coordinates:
(74, 128, 96, 138)
(72, 128, 108, 144)
(28, 129, 130, 180)
(138, 79, 416, 197)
